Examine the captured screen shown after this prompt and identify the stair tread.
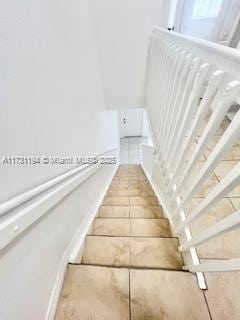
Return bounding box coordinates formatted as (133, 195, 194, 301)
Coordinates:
(90, 218, 171, 237)
(98, 205, 129, 218)
(130, 205, 163, 218)
(102, 196, 159, 206)
(98, 205, 164, 219)
(56, 266, 210, 320)
(56, 165, 189, 320)
(55, 265, 129, 320)
(81, 236, 183, 270)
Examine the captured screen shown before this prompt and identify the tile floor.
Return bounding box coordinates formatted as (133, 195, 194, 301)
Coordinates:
(55, 116, 240, 319)
(55, 165, 211, 320)
(120, 137, 150, 164)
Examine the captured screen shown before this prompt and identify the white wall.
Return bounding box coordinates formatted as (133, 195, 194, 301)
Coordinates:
(90, 0, 167, 109)
(0, 0, 119, 319)
(0, 0, 118, 203)
(0, 165, 116, 320)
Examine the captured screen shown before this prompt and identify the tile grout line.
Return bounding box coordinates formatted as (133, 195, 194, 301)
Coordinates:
(203, 290, 213, 320)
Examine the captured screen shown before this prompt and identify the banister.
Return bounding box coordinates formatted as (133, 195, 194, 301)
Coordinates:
(145, 27, 240, 276)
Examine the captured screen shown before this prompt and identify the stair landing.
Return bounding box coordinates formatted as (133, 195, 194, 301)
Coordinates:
(55, 165, 211, 320)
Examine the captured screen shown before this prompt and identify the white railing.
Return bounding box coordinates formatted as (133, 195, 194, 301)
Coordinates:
(0, 149, 118, 252)
(145, 27, 240, 282)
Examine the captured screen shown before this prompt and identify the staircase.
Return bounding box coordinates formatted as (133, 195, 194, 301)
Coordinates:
(55, 165, 211, 319)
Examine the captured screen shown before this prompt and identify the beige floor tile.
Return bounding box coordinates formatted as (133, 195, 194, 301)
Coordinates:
(103, 196, 129, 206)
(129, 170, 144, 175)
(130, 219, 171, 237)
(98, 206, 129, 218)
(204, 135, 240, 161)
(113, 176, 130, 181)
(195, 228, 240, 259)
(230, 197, 240, 210)
(130, 237, 183, 269)
(107, 189, 129, 196)
(91, 218, 130, 236)
(115, 172, 130, 177)
(110, 181, 129, 187)
(129, 177, 148, 183)
(129, 180, 149, 186)
(129, 183, 151, 190)
(130, 196, 158, 206)
(130, 206, 163, 218)
(129, 189, 154, 196)
(204, 266, 240, 320)
(214, 160, 238, 180)
(214, 161, 240, 197)
(130, 269, 210, 320)
(115, 170, 130, 176)
(183, 161, 219, 197)
(55, 265, 129, 320)
(185, 197, 234, 221)
(185, 198, 240, 258)
(109, 184, 129, 190)
(82, 236, 130, 267)
(195, 173, 219, 197)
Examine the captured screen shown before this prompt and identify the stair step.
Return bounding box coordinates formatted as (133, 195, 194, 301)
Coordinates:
(102, 196, 159, 206)
(107, 189, 130, 196)
(56, 265, 211, 320)
(82, 236, 129, 267)
(106, 188, 154, 196)
(130, 218, 171, 237)
(129, 206, 163, 218)
(130, 269, 211, 320)
(56, 165, 194, 320)
(130, 237, 183, 270)
(98, 206, 129, 218)
(90, 218, 171, 237)
(129, 196, 158, 206)
(55, 265, 129, 320)
(98, 205, 163, 219)
(107, 184, 129, 190)
(90, 218, 130, 236)
(103, 196, 129, 206)
(81, 236, 183, 270)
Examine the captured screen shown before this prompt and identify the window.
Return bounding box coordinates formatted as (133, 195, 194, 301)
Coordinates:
(192, 0, 223, 19)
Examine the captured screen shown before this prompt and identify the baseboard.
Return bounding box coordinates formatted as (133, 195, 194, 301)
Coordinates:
(141, 162, 174, 226)
(44, 251, 69, 320)
(44, 163, 118, 320)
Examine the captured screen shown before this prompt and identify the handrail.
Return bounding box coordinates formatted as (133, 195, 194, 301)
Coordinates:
(153, 27, 240, 83)
(145, 27, 240, 276)
(0, 149, 117, 217)
(0, 148, 118, 252)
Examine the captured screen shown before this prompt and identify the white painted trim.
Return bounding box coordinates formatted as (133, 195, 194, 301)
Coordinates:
(44, 163, 118, 320)
(146, 28, 240, 275)
(153, 27, 240, 83)
(184, 258, 240, 272)
(44, 250, 69, 320)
